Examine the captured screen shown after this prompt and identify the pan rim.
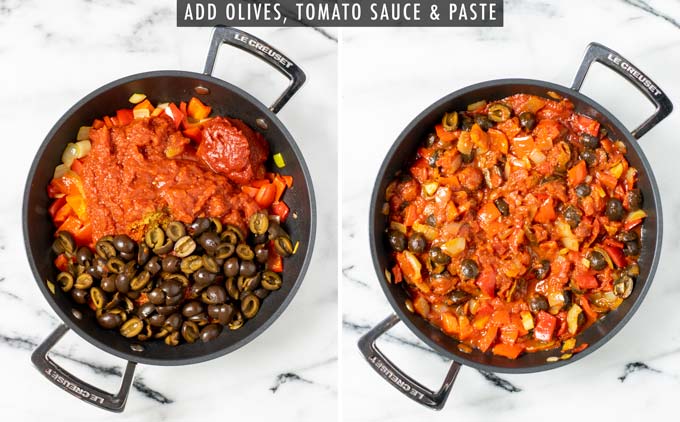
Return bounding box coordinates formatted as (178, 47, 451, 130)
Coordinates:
(369, 77, 662, 374)
(23, 70, 317, 366)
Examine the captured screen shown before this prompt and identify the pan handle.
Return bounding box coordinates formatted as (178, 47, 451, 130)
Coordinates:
(203, 26, 306, 114)
(571, 42, 673, 139)
(358, 314, 461, 410)
(31, 324, 137, 413)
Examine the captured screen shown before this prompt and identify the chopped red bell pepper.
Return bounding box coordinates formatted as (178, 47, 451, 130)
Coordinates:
(70, 159, 84, 175)
(188, 97, 212, 120)
(267, 249, 284, 273)
(54, 254, 69, 272)
(241, 186, 259, 198)
(166, 103, 185, 129)
(435, 124, 456, 142)
(255, 183, 276, 208)
(133, 99, 154, 113)
(116, 109, 134, 126)
(492, 343, 524, 359)
(603, 244, 627, 267)
(273, 176, 287, 203)
(534, 311, 556, 342)
(281, 175, 293, 188)
(574, 270, 598, 290)
(57, 215, 92, 246)
(476, 267, 496, 298)
(271, 201, 290, 222)
(567, 160, 587, 186)
(534, 197, 556, 223)
(48, 197, 67, 220)
(183, 126, 202, 142)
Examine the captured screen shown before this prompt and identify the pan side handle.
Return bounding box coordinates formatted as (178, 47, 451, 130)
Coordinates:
(358, 314, 461, 410)
(31, 324, 137, 412)
(203, 26, 306, 114)
(571, 42, 673, 139)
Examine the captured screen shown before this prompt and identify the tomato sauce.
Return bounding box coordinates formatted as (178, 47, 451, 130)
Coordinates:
(386, 94, 645, 359)
(81, 115, 263, 241)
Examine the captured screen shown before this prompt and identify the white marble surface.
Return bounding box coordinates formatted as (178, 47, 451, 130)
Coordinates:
(341, 1, 680, 420)
(0, 1, 337, 420)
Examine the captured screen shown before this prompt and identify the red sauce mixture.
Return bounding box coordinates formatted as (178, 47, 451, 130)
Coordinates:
(386, 94, 645, 359)
(81, 115, 266, 241)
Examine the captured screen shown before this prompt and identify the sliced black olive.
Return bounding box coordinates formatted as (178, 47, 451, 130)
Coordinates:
(581, 133, 600, 150)
(198, 232, 220, 255)
(112, 234, 135, 253)
(518, 111, 536, 131)
(428, 247, 451, 265)
(615, 231, 638, 243)
(181, 321, 200, 343)
(239, 260, 257, 277)
(461, 151, 474, 163)
(563, 205, 582, 229)
(162, 255, 181, 273)
(193, 268, 217, 287)
(223, 257, 240, 277)
(494, 197, 510, 217)
(425, 132, 438, 147)
(442, 111, 459, 132)
(528, 294, 549, 313)
(588, 251, 607, 271)
(75, 246, 93, 266)
(474, 115, 494, 131)
(627, 189, 643, 211)
(449, 290, 471, 305)
(533, 259, 551, 280)
(425, 214, 437, 227)
(427, 150, 439, 167)
(580, 150, 597, 167)
(208, 303, 235, 325)
(148, 288, 165, 305)
(137, 243, 151, 266)
(623, 240, 641, 256)
(460, 113, 474, 131)
(189, 217, 211, 236)
(97, 312, 123, 329)
(460, 259, 479, 279)
(606, 198, 624, 221)
(407, 233, 426, 254)
(200, 324, 222, 342)
(201, 285, 227, 305)
(575, 183, 591, 198)
(115, 272, 131, 293)
(487, 103, 512, 123)
(254, 244, 269, 264)
(145, 256, 162, 275)
(182, 301, 204, 318)
(100, 275, 117, 293)
(599, 127, 608, 139)
(562, 290, 572, 310)
(387, 230, 407, 252)
(71, 288, 88, 304)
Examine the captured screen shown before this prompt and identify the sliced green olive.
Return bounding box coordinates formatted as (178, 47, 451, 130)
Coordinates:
(249, 212, 270, 235)
(53, 231, 76, 255)
(228, 311, 244, 330)
(274, 237, 294, 257)
(209, 217, 223, 234)
(613, 275, 634, 298)
(165, 221, 186, 242)
(120, 317, 144, 338)
(145, 227, 165, 249)
(215, 243, 236, 259)
(174, 235, 196, 258)
(202, 255, 220, 273)
(441, 111, 459, 132)
(261, 271, 282, 290)
(222, 225, 245, 243)
(164, 331, 179, 346)
(90, 287, 106, 310)
(153, 238, 174, 255)
(241, 294, 260, 319)
(95, 240, 117, 259)
(236, 244, 255, 260)
(130, 270, 151, 291)
(181, 321, 200, 343)
(226, 277, 240, 300)
(106, 257, 126, 274)
(57, 272, 74, 292)
(180, 255, 203, 274)
(487, 103, 512, 123)
(74, 273, 93, 290)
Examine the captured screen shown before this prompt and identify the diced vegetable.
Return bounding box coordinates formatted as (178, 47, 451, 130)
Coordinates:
(273, 153, 286, 168)
(128, 93, 147, 104)
(520, 311, 534, 331)
(440, 237, 465, 257)
(76, 126, 91, 141)
(566, 304, 583, 334)
(534, 311, 556, 342)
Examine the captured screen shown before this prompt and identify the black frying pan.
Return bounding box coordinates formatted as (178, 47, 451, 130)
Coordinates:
(23, 26, 316, 412)
(359, 43, 672, 409)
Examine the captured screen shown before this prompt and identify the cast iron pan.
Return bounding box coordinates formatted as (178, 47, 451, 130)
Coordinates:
(23, 26, 316, 412)
(359, 43, 672, 409)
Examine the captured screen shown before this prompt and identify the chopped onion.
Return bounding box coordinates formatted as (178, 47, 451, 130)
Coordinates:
(53, 163, 69, 179)
(403, 251, 422, 281)
(412, 222, 437, 241)
(76, 126, 91, 141)
(529, 149, 546, 164)
(133, 108, 150, 119)
(566, 304, 582, 334)
(625, 209, 647, 223)
(128, 93, 147, 104)
(422, 181, 439, 196)
(441, 237, 466, 257)
(520, 311, 534, 331)
(74, 140, 91, 159)
(457, 131, 473, 155)
(61, 142, 78, 167)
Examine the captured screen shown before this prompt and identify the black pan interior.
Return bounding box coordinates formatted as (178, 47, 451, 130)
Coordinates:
(24, 71, 315, 366)
(370, 79, 661, 373)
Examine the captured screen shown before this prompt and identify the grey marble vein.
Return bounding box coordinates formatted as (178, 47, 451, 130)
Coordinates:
(620, 0, 680, 29)
(270, 372, 314, 392)
(342, 265, 369, 287)
(618, 361, 662, 382)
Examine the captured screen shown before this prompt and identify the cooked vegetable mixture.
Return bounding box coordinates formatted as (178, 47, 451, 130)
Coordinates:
(47, 94, 296, 345)
(386, 93, 645, 359)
